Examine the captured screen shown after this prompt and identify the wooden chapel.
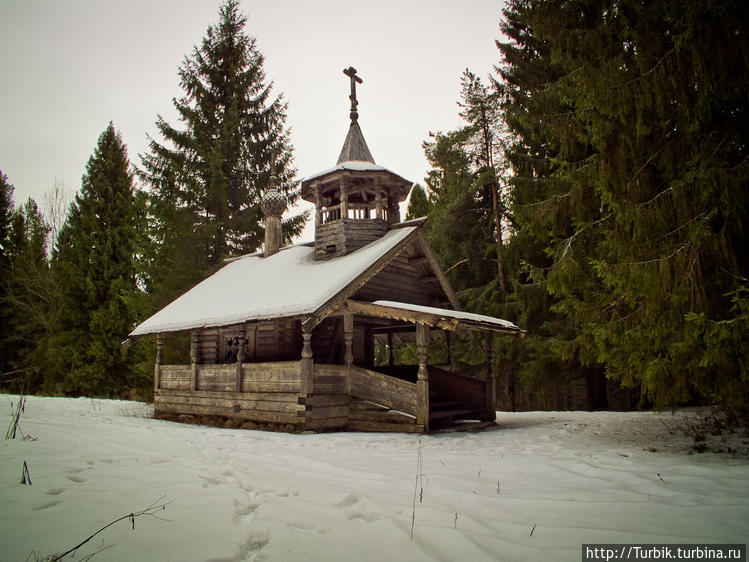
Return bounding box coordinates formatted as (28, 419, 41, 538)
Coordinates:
(129, 67, 524, 432)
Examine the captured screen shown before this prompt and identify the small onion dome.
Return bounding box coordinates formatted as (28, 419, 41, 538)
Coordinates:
(260, 188, 286, 217)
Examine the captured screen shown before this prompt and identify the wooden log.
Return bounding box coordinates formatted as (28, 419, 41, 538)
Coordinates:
(156, 402, 299, 424)
(155, 393, 299, 413)
(156, 389, 299, 402)
(304, 394, 351, 407)
(305, 405, 349, 421)
(306, 417, 349, 431)
(345, 421, 425, 434)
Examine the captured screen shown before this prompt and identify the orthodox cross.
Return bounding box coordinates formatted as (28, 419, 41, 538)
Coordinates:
(343, 66, 362, 122)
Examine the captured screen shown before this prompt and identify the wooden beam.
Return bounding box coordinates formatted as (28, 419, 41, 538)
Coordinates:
(190, 330, 199, 391)
(486, 333, 497, 417)
(154, 333, 164, 392)
(420, 275, 438, 283)
(414, 230, 462, 311)
(344, 311, 354, 394)
(343, 300, 460, 332)
(409, 256, 429, 266)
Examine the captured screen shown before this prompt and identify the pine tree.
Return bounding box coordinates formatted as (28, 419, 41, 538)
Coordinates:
(140, 0, 306, 309)
(49, 123, 142, 396)
(458, 70, 512, 294)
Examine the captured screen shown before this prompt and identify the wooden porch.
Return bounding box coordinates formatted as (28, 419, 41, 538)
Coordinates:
(153, 359, 494, 433)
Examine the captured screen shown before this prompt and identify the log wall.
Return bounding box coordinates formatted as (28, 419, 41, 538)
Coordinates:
(156, 362, 424, 433)
(352, 255, 434, 306)
(156, 362, 302, 425)
(196, 319, 299, 364)
(314, 218, 388, 259)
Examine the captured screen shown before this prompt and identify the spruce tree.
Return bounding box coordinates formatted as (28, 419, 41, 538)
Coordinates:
(498, 0, 749, 409)
(0, 171, 16, 375)
(4, 199, 52, 388)
(49, 123, 141, 396)
(405, 184, 432, 220)
(140, 0, 306, 309)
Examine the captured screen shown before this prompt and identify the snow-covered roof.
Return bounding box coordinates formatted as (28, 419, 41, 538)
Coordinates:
(372, 300, 523, 333)
(130, 226, 418, 336)
(303, 160, 390, 182)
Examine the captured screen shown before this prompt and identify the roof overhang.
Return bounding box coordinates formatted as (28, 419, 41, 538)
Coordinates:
(341, 300, 525, 336)
(301, 161, 412, 203)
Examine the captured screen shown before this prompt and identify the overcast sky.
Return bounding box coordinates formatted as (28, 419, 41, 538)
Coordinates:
(0, 0, 506, 241)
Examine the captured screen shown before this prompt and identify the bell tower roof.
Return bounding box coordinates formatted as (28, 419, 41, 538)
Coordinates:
(337, 120, 375, 165)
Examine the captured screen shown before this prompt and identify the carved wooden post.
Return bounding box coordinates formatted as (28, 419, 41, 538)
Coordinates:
(154, 333, 164, 392)
(340, 182, 348, 220)
(314, 185, 322, 226)
(486, 333, 497, 418)
(236, 326, 246, 392)
(301, 328, 314, 396)
(416, 323, 429, 431)
(375, 191, 383, 220)
(387, 196, 400, 224)
(344, 312, 354, 394)
(190, 329, 199, 391)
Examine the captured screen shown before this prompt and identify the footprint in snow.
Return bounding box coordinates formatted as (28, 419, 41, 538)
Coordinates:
(32, 500, 61, 511)
(46, 488, 65, 496)
(66, 474, 85, 483)
(233, 499, 260, 523)
(334, 494, 359, 509)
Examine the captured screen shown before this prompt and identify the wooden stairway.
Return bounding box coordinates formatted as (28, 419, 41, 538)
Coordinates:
(428, 391, 492, 431)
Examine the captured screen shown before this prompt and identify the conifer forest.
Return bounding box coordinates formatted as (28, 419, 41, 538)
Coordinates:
(1, 0, 747, 414)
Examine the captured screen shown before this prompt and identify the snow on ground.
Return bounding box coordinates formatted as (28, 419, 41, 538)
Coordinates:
(1, 395, 748, 561)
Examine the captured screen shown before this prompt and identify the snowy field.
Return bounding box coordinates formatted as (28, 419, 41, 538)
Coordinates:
(1, 395, 748, 561)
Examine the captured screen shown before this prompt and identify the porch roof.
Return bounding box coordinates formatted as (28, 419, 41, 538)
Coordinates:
(342, 300, 525, 336)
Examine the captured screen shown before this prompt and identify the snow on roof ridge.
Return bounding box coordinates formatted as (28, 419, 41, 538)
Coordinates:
(372, 300, 521, 330)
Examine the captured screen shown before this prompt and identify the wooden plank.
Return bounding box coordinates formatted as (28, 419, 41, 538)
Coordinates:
(345, 421, 425, 434)
(305, 405, 350, 421)
(156, 389, 298, 402)
(349, 366, 417, 415)
(349, 409, 416, 424)
(156, 402, 298, 424)
(155, 394, 299, 413)
(306, 417, 349, 431)
(305, 394, 351, 407)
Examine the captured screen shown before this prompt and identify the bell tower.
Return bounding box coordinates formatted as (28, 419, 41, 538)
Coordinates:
(301, 67, 412, 260)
